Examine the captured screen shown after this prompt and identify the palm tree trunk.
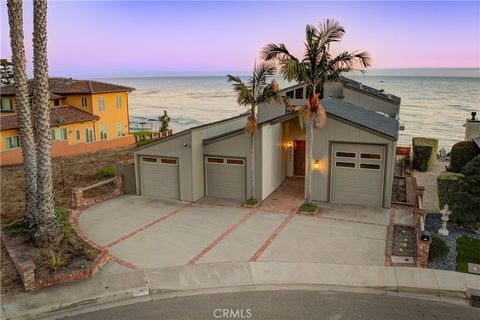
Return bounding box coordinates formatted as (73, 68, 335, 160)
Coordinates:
(305, 115, 314, 203)
(250, 132, 256, 200)
(7, 0, 38, 230)
(32, 0, 63, 247)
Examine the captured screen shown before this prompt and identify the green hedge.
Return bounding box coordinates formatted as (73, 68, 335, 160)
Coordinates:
(96, 167, 116, 178)
(428, 234, 450, 262)
(437, 171, 464, 209)
(449, 141, 480, 173)
(412, 137, 438, 172)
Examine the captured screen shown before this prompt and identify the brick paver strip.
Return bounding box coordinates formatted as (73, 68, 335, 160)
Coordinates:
(187, 209, 257, 265)
(105, 203, 192, 248)
(249, 211, 296, 262)
(108, 255, 142, 271)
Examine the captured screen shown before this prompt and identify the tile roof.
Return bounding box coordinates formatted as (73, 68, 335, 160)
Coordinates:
(0, 77, 134, 96)
(321, 97, 399, 139)
(0, 105, 99, 131)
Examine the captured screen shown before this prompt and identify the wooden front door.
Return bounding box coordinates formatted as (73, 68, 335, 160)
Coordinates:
(293, 140, 305, 176)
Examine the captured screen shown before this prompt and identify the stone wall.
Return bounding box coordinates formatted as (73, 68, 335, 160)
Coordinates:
(72, 176, 123, 210)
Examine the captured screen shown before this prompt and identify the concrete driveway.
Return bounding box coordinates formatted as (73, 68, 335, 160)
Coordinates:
(78, 195, 389, 271)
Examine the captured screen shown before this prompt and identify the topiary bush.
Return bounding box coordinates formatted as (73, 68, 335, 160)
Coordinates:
(462, 155, 480, 196)
(412, 137, 438, 172)
(448, 141, 480, 173)
(428, 234, 450, 261)
(437, 171, 464, 209)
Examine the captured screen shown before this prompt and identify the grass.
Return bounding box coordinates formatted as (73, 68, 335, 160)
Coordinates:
(244, 197, 258, 206)
(96, 167, 116, 178)
(137, 138, 160, 146)
(43, 250, 66, 272)
(56, 207, 74, 244)
(456, 236, 480, 273)
(298, 202, 318, 212)
(132, 130, 152, 137)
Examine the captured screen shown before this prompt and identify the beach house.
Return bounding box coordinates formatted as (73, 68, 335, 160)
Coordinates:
(0, 78, 135, 165)
(134, 78, 401, 208)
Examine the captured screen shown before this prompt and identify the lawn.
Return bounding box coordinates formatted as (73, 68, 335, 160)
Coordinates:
(456, 236, 480, 273)
(131, 130, 152, 137)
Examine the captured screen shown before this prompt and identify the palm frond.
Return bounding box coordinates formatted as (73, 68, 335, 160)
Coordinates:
(317, 19, 345, 47)
(227, 74, 254, 107)
(326, 50, 371, 81)
(261, 43, 297, 62)
(279, 59, 307, 82)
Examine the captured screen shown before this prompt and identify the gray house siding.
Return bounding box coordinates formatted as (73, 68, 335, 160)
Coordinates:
(311, 116, 395, 208)
(261, 123, 285, 200)
(343, 87, 400, 118)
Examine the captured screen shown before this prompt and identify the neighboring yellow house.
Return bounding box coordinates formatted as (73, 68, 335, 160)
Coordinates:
(0, 78, 135, 163)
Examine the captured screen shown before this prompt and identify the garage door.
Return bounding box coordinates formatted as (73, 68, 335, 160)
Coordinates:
(206, 156, 246, 200)
(140, 156, 179, 199)
(330, 143, 385, 207)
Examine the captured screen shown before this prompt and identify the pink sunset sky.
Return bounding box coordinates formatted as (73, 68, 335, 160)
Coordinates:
(1, 1, 479, 77)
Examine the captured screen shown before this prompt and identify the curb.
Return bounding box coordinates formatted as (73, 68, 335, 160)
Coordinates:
(2, 262, 479, 319)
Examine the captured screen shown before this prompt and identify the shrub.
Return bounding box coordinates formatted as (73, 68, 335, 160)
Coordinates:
(437, 171, 464, 209)
(412, 137, 438, 172)
(96, 167, 116, 178)
(448, 141, 480, 173)
(299, 202, 318, 212)
(245, 197, 258, 206)
(43, 250, 66, 272)
(4, 219, 28, 237)
(462, 155, 480, 195)
(56, 207, 74, 244)
(428, 234, 450, 261)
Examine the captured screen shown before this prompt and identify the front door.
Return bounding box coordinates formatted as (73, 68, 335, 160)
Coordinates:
(293, 140, 305, 176)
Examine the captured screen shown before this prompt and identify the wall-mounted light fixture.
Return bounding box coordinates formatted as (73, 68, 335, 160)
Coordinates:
(314, 160, 319, 170)
(287, 142, 293, 149)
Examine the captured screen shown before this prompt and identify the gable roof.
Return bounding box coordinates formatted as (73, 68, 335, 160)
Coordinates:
(0, 77, 134, 97)
(321, 97, 399, 139)
(0, 105, 99, 131)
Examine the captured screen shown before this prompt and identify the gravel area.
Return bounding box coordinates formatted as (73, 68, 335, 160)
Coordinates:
(425, 213, 480, 271)
(413, 161, 448, 213)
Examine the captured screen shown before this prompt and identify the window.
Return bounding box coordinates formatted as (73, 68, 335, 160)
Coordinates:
(226, 159, 244, 165)
(115, 95, 122, 109)
(5, 136, 20, 149)
(85, 128, 93, 142)
(286, 90, 294, 99)
(294, 88, 303, 99)
(160, 158, 177, 164)
(142, 157, 158, 163)
(0, 98, 13, 111)
(360, 163, 381, 170)
(207, 157, 224, 163)
(54, 99, 60, 106)
(97, 96, 105, 111)
(75, 130, 80, 140)
(360, 153, 381, 160)
(336, 152, 355, 158)
(50, 128, 67, 141)
(117, 122, 124, 136)
(336, 162, 355, 168)
(81, 97, 88, 108)
(99, 125, 107, 140)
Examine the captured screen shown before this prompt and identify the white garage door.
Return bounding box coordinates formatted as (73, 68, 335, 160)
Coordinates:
(330, 143, 385, 207)
(140, 156, 179, 199)
(206, 156, 246, 200)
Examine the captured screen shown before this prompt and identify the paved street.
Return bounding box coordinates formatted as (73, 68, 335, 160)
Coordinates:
(79, 195, 390, 270)
(61, 290, 480, 320)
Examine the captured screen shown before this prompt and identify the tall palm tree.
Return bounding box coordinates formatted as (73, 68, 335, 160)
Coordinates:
(262, 19, 371, 204)
(7, 0, 38, 230)
(32, 0, 63, 247)
(227, 63, 283, 202)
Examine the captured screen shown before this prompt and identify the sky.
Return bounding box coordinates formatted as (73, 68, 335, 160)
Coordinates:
(0, 1, 479, 77)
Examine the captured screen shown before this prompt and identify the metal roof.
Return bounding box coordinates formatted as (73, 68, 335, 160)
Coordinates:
(321, 97, 399, 139)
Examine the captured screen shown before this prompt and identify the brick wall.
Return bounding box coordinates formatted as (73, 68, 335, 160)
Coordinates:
(72, 176, 124, 210)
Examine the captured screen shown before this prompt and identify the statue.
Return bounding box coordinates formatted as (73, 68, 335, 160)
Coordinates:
(438, 204, 451, 236)
(159, 110, 170, 133)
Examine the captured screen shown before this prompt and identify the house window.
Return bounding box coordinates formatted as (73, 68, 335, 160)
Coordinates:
(142, 157, 158, 163)
(115, 95, 122, 109)
(117, 122, 124, 136)
(75, 130, 80, 140)
(360, 153, 381, 160)
(294, 88, 303, 99)
(97, 96, 105, 111)
(85, 128, 93, 142)
(99, 125, 107, 140)
(81, 97, 88, 108)
(336, 162, 355, 168)
(54, 99, 60, 106)
(360, 163, 381, 170)
(5, 136, 20, 149)
(286, 90, 294, 99)
(226, 159, 244, 165)
(336, 152, 355, 158)
(50, 128, 67, 141)
(160, 158, 177, 164)
(1, 98, 13, 111)
(207, 157, 224, 163)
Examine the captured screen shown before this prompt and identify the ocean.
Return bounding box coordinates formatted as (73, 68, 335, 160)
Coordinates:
(100, 69, 480, 150)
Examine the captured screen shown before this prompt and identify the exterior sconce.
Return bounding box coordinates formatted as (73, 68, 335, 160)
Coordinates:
(314, 160, 319, 170)
(287, 142, 293, 149)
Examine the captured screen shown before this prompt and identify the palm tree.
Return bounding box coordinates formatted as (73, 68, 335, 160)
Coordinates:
(32, 0, 63, 247)
(262, 19, 371, 205)
(7, 0, 38, 231)
(227, 63, 283, 202)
